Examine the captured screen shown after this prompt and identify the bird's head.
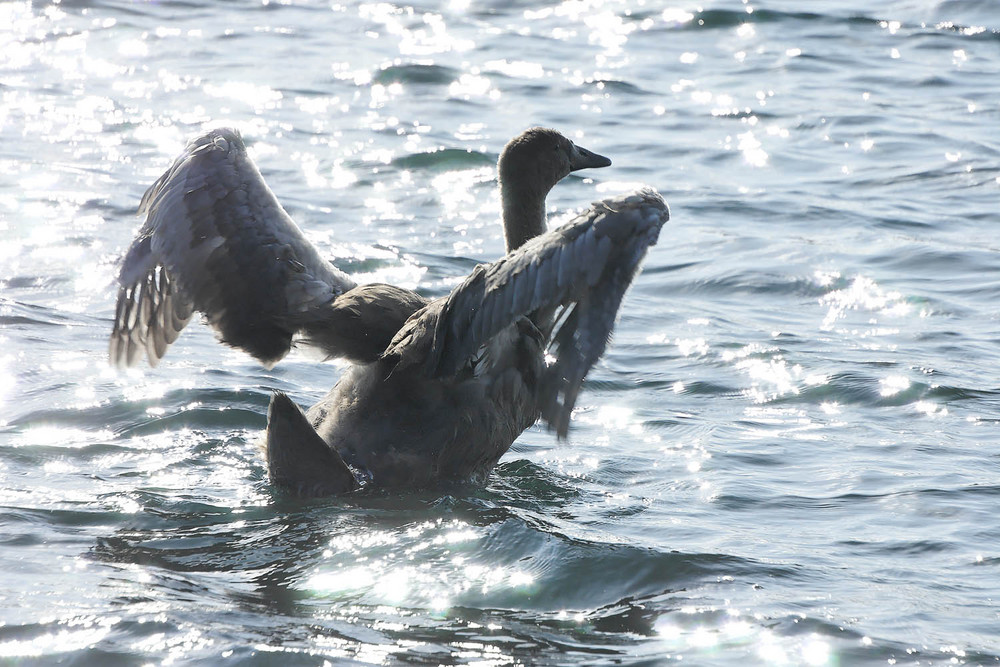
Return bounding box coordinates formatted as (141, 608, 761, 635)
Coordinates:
(498, 127, 611, 196)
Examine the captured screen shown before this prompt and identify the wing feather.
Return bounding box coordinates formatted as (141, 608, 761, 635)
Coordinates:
(511, 262, 532, 316)
(407, 188, 669, 436)
(110, 128, 358, 368)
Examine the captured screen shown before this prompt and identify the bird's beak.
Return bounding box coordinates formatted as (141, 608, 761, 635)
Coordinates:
(569, 143, 612, 171)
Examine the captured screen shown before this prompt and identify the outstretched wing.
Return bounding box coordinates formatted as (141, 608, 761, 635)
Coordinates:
(109, 128, 357, 368)
(387, 187, 669, 436)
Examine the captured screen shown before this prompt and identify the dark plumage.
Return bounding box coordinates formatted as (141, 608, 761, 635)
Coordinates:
(110, 127, 668, 496)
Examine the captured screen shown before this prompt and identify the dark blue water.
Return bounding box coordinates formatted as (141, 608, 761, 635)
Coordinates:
(2, 0, 1000, 664)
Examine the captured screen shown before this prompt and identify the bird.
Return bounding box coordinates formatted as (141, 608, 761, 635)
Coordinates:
(110, 126, 669, 497)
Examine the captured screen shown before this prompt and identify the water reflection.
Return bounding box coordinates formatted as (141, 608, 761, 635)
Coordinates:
(0, 621, 115, 660)
(85, 491, 684, 662)
(204, 81, 283, 112)
(5, 0, 998, 662)
(0, 351, 13, 421)
(305, 518, 535, 611)
(653, 611, 840, 665)
(820, 274, 912, 333)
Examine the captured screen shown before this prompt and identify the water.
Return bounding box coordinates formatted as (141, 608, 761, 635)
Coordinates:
(2, 0, 999, 664)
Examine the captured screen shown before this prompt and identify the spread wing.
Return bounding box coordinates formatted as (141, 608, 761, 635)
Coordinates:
(109, 128, 358, 368)
(386, 188, 670, 436)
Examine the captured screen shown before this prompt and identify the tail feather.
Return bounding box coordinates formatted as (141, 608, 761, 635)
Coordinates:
(266, 391, 359, 497)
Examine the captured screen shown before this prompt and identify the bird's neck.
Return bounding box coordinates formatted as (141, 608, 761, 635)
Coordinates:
(501, 180, 548, 253)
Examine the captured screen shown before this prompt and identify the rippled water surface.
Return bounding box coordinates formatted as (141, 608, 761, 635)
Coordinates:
(3, 0, 1000, 664)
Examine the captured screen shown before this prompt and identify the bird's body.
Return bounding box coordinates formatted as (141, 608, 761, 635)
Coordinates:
(111, 127, 669, 496)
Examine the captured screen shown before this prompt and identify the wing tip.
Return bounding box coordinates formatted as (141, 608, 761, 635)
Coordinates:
(188, 126, 245, 154)
(137, 125, 247, 218)
(593, 186, 669, 222)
